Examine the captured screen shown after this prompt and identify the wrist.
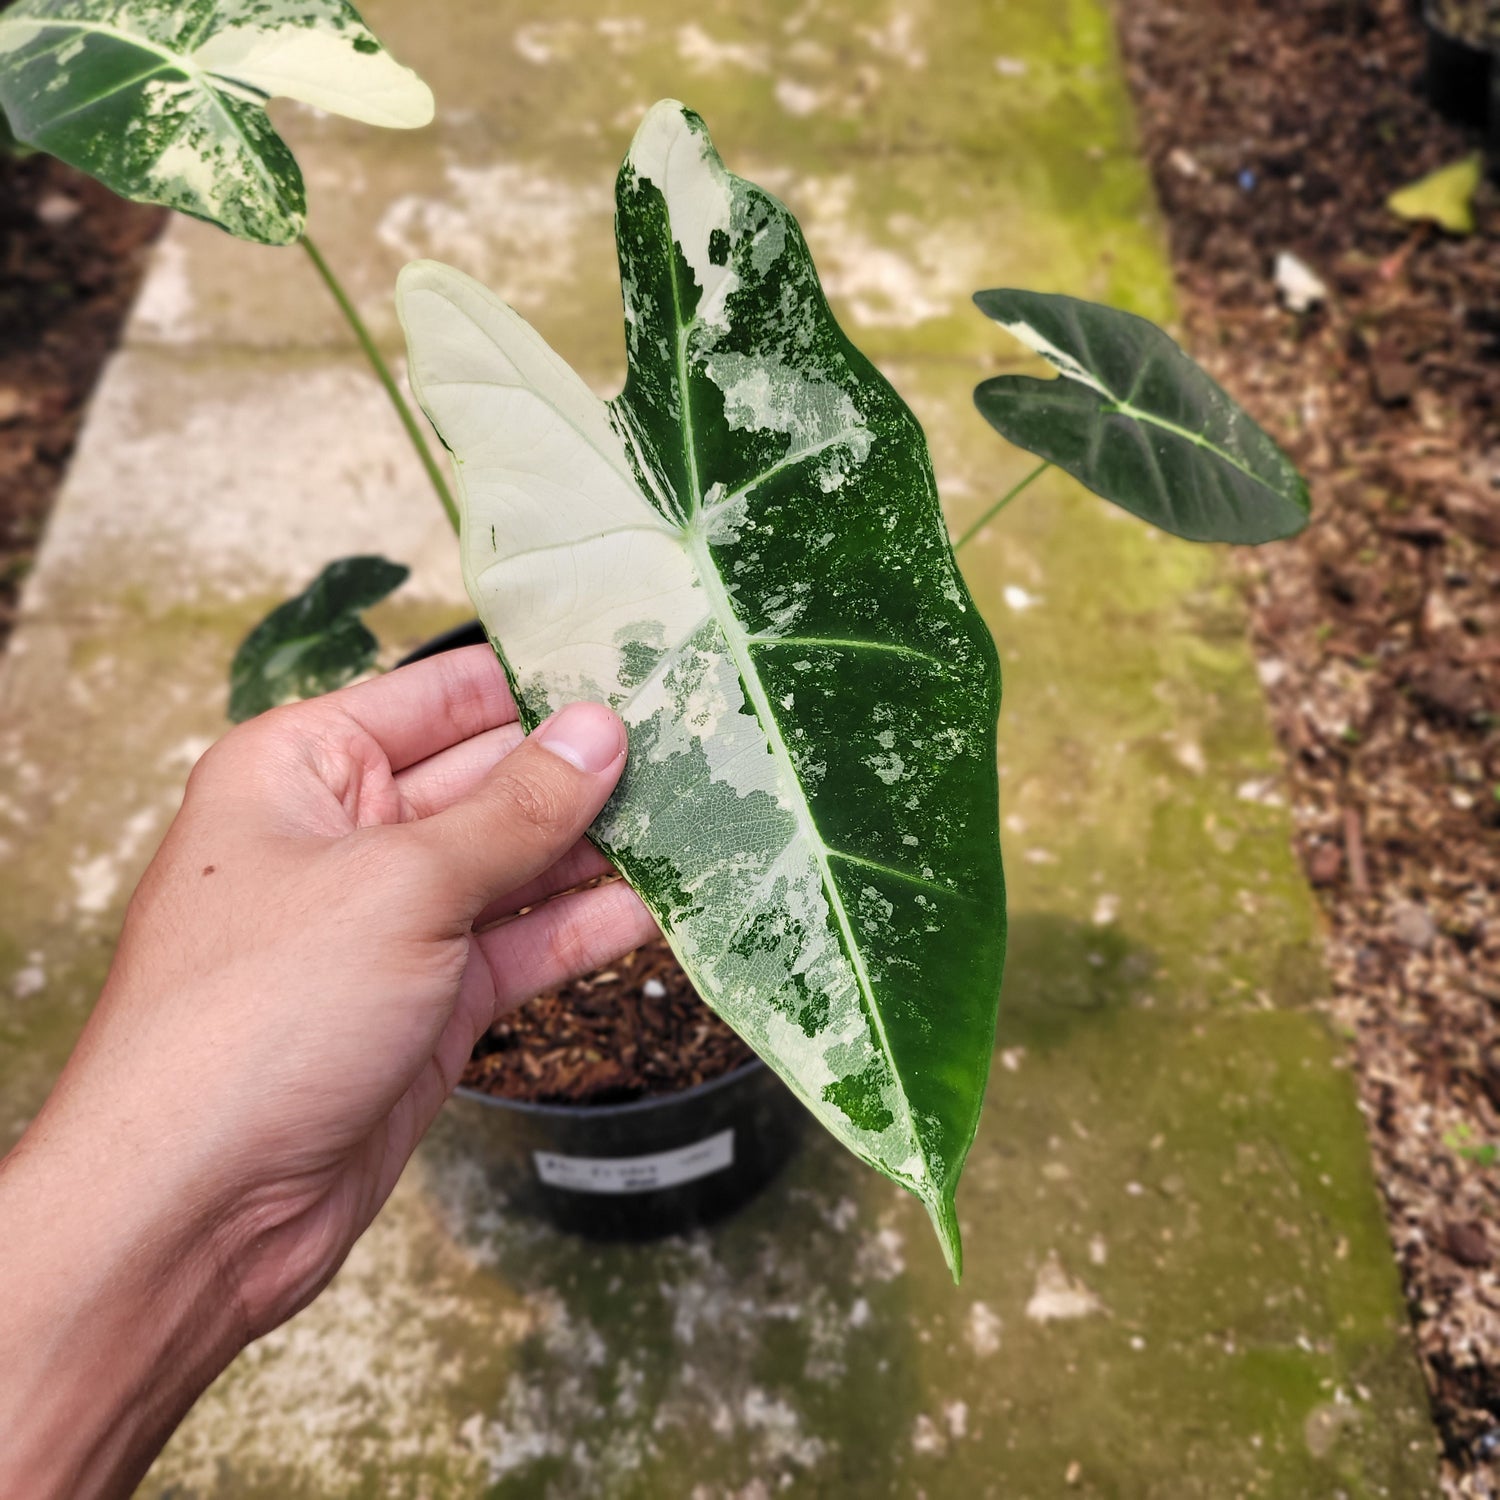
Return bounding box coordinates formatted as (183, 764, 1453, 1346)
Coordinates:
(0, 1104, 247, 1499)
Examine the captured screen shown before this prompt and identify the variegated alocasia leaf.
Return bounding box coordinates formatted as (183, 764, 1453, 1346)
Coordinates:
(399, 100, 1004, 1278)
(229, 554, 407, 722)
(0, 0, 432, 245)
(974, 290, 1310, 544)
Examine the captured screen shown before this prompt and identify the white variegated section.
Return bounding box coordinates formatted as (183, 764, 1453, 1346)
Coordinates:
(625, 99, 737, 330)
(194, 16, 433, 128)
(0, 20, 43, 55)
(993, 316, 1108, 398)
(398, 263, 700, 709)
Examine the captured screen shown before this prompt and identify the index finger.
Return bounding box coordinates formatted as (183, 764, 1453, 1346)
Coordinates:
(330, 643, 518, 771)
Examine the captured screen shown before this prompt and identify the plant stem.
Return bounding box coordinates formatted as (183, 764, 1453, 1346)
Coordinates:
(299, 234, 459, 534)
(952, 461, 1050, 553)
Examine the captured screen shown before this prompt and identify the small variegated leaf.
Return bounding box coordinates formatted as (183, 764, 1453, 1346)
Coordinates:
(229, 554, 407, 722)
(974, 290, 1310, 544)
(399, 101, 1005, 1278)
(0, 0, 433, 245)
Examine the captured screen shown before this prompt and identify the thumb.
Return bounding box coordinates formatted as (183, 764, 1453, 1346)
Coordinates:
(409, 701, 628, 911)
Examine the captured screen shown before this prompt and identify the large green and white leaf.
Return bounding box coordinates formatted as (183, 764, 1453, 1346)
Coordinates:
(974, 290, 1310, 544)
(0, 0, 432, 245)
(229, 554, 407, 722)
(399, 101, 1004, 1278)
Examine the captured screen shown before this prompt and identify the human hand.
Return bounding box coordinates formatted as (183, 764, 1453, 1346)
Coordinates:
(0, 645, 654, 1498)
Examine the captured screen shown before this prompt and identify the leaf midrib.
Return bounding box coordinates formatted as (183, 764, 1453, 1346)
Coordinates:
(653, 313, 915, 1133)
(683, 527, 926, 1179)
(993, 378, 1292, 503)
(651, 188, 925, 1179)
(1105, 393, 1281, 496)
(663, 146, 704, 526)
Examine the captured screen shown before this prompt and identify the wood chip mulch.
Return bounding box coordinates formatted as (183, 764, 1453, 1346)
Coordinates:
(1117, 1, 1500, 1490)
(0, 150, 163, 652)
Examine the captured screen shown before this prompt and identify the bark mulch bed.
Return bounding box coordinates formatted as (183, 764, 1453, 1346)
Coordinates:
(1118, 1, 1500, 1490)
(0, 149, 162, 654)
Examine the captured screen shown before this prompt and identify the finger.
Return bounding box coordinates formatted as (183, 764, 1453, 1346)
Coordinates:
(374, 967, 498, 1201)
(409, 701, 627, 909)
(331, 644, 517, 772)
(472, 878, 659, 1013)
(396, 721, 525, 819)
(373, 880, 658, 1204)
(474, 839, 614, 927)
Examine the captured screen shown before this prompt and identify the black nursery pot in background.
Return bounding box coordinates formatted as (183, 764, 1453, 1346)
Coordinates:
(398, 623, 806, 1240)
(450, 1060, 805, 1240)
(1422, 1, 1500, 158)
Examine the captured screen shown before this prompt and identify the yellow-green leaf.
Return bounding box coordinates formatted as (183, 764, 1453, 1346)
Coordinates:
(1387, 153, 1483, 236)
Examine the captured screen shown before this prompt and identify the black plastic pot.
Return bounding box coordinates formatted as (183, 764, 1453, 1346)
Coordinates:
(448, 1059, 805, 1239)
(398, 623, 806, 1239)
(1422, 2, 1500, 157)
(397, 617, 490, 662)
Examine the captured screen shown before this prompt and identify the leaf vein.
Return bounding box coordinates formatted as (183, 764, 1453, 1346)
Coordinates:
(14, 57, 173, 130)
(472, 522, 674, 571)
(702, 427, 867, 520)
(747, 634, 947, 672)
(616, 612, 714, 714)
(826, 847, 962, 899)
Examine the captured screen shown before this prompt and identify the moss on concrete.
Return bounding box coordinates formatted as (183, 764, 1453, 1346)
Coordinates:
(134, 0, 1171, 368)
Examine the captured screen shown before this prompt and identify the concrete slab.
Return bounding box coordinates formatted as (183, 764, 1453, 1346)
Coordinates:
(128, 0, 1165, 363)
(0, 0, 1438, 1495)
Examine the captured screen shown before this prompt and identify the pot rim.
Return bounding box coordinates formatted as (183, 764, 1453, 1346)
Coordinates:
(453, 1054, 768, 1119)
(396, 618, 490, 664)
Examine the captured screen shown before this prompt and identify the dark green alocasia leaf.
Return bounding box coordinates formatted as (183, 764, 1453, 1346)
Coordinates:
(974, 290, 1310, 544)
(0, 0, 432, 245)
(399, 101, 1005, 1278)
(229, 555, 408, 722)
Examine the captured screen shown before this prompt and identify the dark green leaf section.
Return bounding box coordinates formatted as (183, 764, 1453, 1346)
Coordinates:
(973, 290, 1310, 544)
(0, 0, 432, 245)
(228, 555, 407, 722)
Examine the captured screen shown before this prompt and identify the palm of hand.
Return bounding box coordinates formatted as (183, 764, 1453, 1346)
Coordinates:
(62, 647, 650, 1336)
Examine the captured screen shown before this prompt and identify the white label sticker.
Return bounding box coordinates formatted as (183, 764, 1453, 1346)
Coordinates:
(533, 1129, 734, 1195)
